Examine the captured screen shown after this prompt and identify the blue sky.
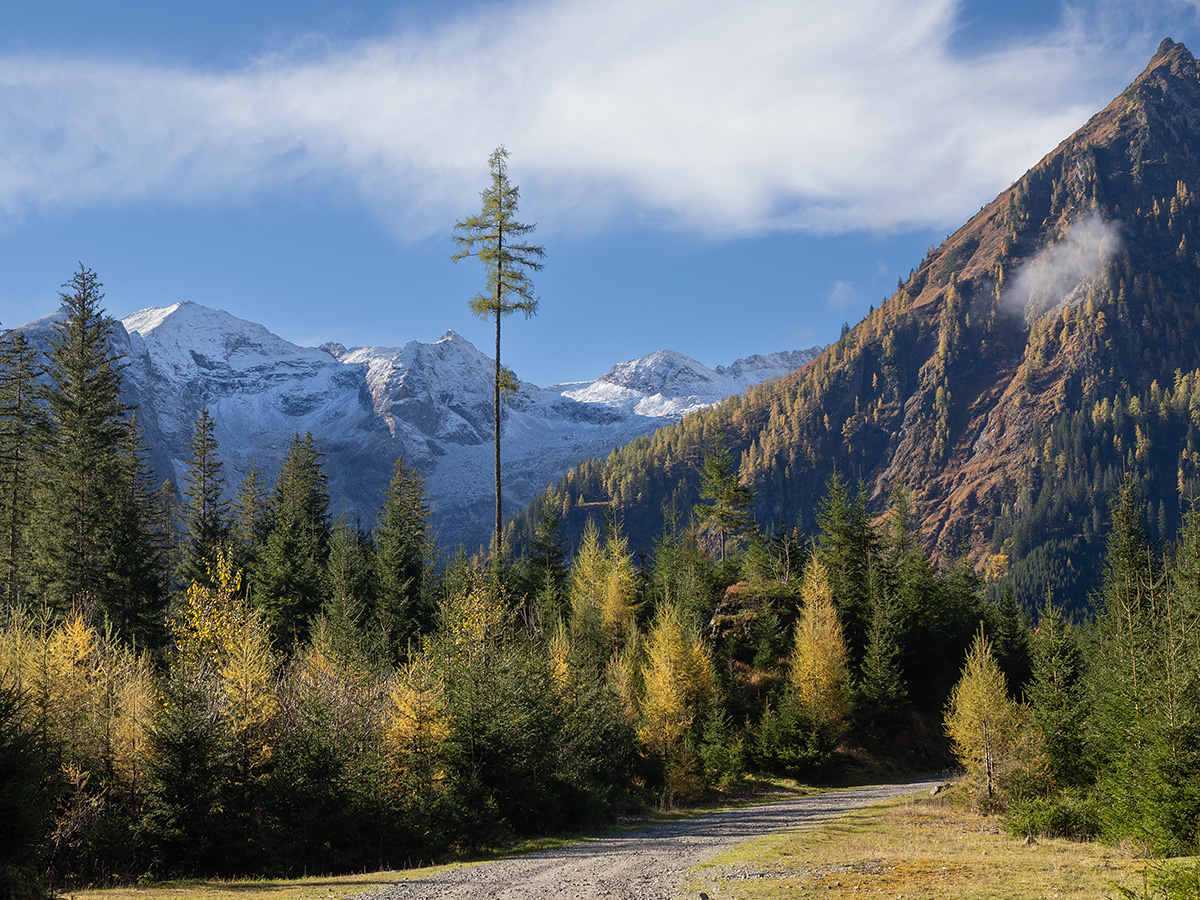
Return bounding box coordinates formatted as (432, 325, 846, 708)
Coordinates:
(1, 0, 1198, 385)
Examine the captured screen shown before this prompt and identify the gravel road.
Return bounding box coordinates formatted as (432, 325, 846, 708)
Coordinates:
(357, 778, 943, 900)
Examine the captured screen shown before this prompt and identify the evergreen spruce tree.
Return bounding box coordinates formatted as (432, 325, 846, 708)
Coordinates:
(179, 408, 230, 590)
(451, 146, 545, 563)
(815, 473, 876, 672)
(253, 432, 330, 643)
(853, 584, 909, 746)
(0, 331, 47, 605)
(693, 441, 754, 563)
(30, 266, 140, 628)
(104, 414, 167, 648)
(326, 516, 375, 621)
(523, 499, 568, 622)
(373, 456, 431, 656)
(231, 463, 270, 578)
(1026, 592, 1088, 787)
(155, 479, 183, 595)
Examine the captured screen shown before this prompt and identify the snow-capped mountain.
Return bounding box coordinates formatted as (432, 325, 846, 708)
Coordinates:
(556, 349, 819, 418)
(16, 301, 821, 550)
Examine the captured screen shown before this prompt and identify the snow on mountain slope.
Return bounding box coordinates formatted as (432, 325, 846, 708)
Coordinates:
(16, 301, 820, 551)
(558, 348, 819, 417)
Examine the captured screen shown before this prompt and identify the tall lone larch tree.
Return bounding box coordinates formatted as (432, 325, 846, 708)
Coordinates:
(451, 146, 544, 561)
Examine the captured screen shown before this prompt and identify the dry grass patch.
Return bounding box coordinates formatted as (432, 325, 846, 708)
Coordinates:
(64, 866, 457, 900)
(689, 789, 1146, 899)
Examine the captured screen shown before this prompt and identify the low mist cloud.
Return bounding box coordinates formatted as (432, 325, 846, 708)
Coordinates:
(1002, 212, 1122, 322)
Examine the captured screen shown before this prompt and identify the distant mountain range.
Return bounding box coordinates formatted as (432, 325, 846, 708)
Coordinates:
(509, 38, 1200, 610)
(11, 300, 821, 551)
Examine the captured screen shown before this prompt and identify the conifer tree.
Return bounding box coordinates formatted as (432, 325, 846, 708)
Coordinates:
(0, 331, 47, 605)
(524, 499, 568, 622)
(853, 585, 909, 745)
(815, 473, 875, 669)
(693, 441, 754, 563)
(179, 408, 230, 590)
(452, 146, 545, 563)
(1026, 592, 1087, 786)
(944, 629, 1029, 809)
(568, 518, 639, 652)
(30, 266, 149, 635)
(253, 432, 331, 643)
(373, 456, 431, 654)
(105, 415, 167, 648)
(232, 463, 270, 577)
(789, 559, 850, 738)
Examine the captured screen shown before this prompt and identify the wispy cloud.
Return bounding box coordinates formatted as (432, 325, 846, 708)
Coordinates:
(0, 0, 1187, 238)
(1002, 211, 1123, 321)
(829, 281, 860, 310)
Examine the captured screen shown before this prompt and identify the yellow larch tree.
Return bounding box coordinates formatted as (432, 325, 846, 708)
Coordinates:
(789, 559, 851, 736)
(637, 601, 717, 801)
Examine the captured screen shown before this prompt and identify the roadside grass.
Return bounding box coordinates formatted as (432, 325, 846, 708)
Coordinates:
(687, 786, 1154, 900)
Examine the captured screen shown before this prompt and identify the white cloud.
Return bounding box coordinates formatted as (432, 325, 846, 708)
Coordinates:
(1002, 211, 1123, 321)
(829, 280, 860, 310)
(0, 0, 1187, 239)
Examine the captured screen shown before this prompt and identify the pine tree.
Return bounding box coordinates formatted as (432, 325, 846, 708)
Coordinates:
(373, 456, 431, 655)
(104, 415, 167, 649)
(815, 473, 875, 670)
(523, 499, 568, 623)
(853, 584, 909, 745)
(179, 408, 230, 590)
(451, 146, 545, 563)
(1026, 592, 1087, 786)
(30, 266, 140, 629)
(0, 331, 47, 605)
(326, 518, 372, 628)
(231, 463, 270, 577)
(253, 432, 330, 642)
(693, 441, 754, 563)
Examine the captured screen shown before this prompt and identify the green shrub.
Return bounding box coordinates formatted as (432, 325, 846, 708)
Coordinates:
(1112, 861, 1200, 900)
(1004, 789, 1102, 841)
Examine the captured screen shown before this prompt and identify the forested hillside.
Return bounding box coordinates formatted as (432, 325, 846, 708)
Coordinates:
(509, 38, 1200, 612)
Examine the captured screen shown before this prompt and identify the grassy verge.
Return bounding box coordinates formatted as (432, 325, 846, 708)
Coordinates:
(687, 787, 1155, 900)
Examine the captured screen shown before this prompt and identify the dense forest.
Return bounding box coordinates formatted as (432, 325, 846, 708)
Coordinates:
(3, 264, 1200, 898)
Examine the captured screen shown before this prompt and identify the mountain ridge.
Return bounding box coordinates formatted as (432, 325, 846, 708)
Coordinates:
(10, 298, 822, 551)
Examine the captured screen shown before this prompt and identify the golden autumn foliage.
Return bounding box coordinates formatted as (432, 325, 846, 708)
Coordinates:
(568, 519, 639, 649)
(437, 575, 513, 661)
(636, 601, 717, 756)
(382, 653, 450, 786)
(789, 559, 850, 735)
(169, 548, 279, 772)
(945, 630, 1045, 809)
(168, 547, 251, 674)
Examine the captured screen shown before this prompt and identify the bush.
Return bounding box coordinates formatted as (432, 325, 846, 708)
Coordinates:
(1004, 790, 1102, 841)
(1113, 861, 1200, 900)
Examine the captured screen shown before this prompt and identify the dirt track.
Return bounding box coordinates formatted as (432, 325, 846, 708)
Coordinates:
(357, 778, 942, 900)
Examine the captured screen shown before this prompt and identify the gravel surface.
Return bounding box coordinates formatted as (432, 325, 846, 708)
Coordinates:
(355, 778, 943, 900)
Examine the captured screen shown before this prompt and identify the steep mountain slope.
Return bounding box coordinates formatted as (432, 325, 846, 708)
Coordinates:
(11, 300, 820, 551)
(513, 39, 1200, 609)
